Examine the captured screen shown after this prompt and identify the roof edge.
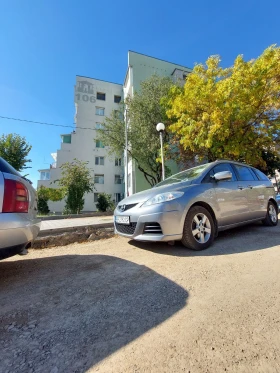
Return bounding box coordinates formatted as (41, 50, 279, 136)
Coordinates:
(128, 50, 192, 71)
(76, 75, 122, 86)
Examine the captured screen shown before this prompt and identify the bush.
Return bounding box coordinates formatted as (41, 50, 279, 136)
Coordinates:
(38, 197, 50, 215)
(96, 193, 115, 212)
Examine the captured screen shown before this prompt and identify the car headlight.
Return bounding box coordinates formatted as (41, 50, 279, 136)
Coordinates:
(141, 191, 184, 207)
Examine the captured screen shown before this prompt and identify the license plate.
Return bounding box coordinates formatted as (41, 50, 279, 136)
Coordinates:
(115, 215, 130, 225)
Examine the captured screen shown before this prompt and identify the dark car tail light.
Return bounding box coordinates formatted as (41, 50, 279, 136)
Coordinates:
(2, 179, 29, 213)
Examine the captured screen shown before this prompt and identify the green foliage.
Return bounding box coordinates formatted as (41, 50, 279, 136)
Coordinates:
(37, 197, 50, 215)
(37, 186, 64, 215)
(97, 75, 173, 186)
(96, 193, 115, 212)
(259, 151, 280, 176)
(167, 45, 280, 169)
(56, 159, 94, 214)
(64, 185, 86, 214)
(0, 133, 32, 172)
(37, 185, 65, 201)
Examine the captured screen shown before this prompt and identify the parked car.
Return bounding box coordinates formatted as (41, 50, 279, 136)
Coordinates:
(0, 157, 41, 260)
(276, 194, 280, 209)
(114, 160, 278, 250)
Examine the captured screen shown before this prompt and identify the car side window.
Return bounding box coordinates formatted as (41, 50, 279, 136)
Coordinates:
(253, 168, 269, 181)
(202, 163, 236, 183)
(234, 165, 257, 181)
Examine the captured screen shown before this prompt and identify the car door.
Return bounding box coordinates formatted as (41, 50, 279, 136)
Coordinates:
(202, 163, 250, 227)
(232, 164, 266, 220)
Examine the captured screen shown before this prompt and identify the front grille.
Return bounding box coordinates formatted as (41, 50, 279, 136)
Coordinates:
(117, 203, 138, 212)
(115, 222, 137, 235)
(143, 222, 163, 235)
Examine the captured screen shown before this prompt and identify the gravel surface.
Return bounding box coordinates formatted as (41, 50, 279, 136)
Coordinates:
(1, 222, 280, 373)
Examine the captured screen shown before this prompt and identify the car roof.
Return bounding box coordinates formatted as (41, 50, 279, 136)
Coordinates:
(212, 159, 257, 169)
(0, 157, 21, 176)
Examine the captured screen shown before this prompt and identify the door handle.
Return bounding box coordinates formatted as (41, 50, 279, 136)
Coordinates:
(247, 185, 253, 189)
(238, 185, 244, 190)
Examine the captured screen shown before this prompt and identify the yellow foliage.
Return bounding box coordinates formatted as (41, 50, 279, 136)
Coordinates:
(167, 45, 280, 167)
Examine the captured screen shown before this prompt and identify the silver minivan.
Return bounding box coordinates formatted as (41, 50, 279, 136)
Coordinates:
(114, 160, 278, 250)
(0, 157, 41, 260)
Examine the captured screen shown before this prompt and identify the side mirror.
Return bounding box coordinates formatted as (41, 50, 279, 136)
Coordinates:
(213, 171, 232, 181)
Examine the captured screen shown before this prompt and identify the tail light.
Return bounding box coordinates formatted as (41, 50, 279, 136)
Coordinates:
(2, 179, 29, 213)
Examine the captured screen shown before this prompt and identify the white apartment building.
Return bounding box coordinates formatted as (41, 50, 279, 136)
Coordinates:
(38, 51, 192, 212)
(38, 76, 124, 212)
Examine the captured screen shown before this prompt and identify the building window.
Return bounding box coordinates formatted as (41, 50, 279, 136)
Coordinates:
(40, 171, 50, 180)
(114, 95, 121, 103)
(96, 122, 104, 130)
(61, 134, 71, 144)
(96, 107, 105, 116)
(115, 175, 122, 184)
(96, 140, 105, 148)
(94, 174, 104, 184)
(97, 92, 106, 101)
(114, 193, 123, 203)
(95, 156, 105, 165)
(183, 73, 189, 80)
(94, 193, 99, 203)
(115, 158, 122, 166)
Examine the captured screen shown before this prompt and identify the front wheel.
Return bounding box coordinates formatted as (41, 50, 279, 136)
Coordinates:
(262, 201, 278, 226)
(181, 206, 215, 250)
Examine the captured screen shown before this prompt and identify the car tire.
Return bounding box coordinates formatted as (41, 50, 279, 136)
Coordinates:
(262, 201, 278, 226)
(181, 206, 215, 250)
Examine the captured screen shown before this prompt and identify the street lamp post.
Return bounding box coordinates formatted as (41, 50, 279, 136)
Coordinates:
(125, 109, 129, 197)
(156, 122, 165, 181)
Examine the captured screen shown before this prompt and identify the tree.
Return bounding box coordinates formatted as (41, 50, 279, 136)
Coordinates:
(37, 197, 50, 215)
(37, 186, 64, 215)
(56, 159, 94, 214)
(259, 150, 280, 176)
(166, 45, 280, 170)
(97, 75, 173, 186)
(96, 193, 115, 212)
(0, 133, 32, 172)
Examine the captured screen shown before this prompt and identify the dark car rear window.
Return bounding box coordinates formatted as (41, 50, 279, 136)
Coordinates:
(253, 168, 270, 181)
(0, 157, 21, 176)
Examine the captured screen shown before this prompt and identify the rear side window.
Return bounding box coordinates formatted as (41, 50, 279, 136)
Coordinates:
(202, 163, 237, 183)
(253, 168, 270, 181)
(0, 157, 21, 176)
(234, 164, 258, 181)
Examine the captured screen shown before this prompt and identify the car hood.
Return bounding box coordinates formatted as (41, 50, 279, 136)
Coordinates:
(118, 181, 192, 206)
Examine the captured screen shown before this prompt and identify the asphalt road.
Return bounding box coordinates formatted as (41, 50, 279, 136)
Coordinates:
(1, 222, 280, 373)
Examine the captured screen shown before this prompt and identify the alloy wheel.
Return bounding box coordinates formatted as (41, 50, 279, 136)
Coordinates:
(191, 213, 211, 244)
(269, 204, 277, 223)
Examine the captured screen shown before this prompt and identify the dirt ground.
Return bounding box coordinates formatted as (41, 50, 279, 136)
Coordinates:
(1, 222, 280, 373)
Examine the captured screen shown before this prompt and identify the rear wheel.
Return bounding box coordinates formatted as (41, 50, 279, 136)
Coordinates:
(182, 206, 215, 250)
(262, 201, 278, 226)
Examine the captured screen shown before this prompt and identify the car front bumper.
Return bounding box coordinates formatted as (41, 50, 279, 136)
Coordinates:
(114, 210, 183, 242)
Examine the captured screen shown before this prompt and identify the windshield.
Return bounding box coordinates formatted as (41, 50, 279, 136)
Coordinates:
(155, 163, 210, 187)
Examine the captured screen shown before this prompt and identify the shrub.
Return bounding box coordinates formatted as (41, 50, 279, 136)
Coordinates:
(38, 197, 50, 215)
(96, 193, 115, 212)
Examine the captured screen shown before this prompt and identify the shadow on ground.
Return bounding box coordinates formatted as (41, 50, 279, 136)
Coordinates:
(128, 222, 280, 257)
(0, 255, 188, 373)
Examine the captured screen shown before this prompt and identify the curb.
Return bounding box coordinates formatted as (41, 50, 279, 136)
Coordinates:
(38, 222, 114, 237)
(39, 213, 113, 221)
(34, 224, 115, 249)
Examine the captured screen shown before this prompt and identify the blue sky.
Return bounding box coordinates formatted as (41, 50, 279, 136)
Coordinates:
(0, 0, 279, 185)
